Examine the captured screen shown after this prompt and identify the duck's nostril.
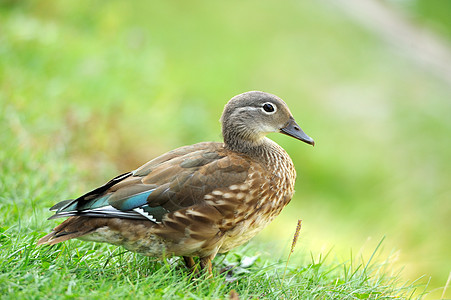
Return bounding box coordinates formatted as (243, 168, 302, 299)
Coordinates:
(294, 126, 300, 131)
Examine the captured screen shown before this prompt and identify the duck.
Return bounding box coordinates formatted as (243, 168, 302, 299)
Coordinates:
(38, 91, 314, 273)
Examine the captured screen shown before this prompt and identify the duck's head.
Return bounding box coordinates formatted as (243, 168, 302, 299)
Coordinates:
(221, 91, 314, 151)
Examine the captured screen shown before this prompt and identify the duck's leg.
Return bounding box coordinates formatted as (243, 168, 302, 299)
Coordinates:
(183, 256, 195, 269)
(199, 247, 220, 276)
(185, 251, 218, 277)
(200, 255, 214, 275)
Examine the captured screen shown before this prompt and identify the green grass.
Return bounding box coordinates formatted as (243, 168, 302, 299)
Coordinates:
(1, 227, 426, 299)
(1, 0, 450, 298)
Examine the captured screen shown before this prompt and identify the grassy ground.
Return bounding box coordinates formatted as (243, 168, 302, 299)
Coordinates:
(1, 0, 450, 298)
(1, 230, 426, 299)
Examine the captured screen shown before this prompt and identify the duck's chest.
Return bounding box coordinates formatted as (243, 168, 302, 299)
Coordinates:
(218, 152, 296, 252)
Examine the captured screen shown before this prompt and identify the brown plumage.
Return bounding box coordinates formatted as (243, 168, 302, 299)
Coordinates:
(38, 91, 314, 273)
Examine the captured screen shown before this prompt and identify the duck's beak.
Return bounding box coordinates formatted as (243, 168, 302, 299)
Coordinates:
(280, 118, 315, 146)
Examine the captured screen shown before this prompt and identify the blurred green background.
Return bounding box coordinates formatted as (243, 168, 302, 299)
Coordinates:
(1, 0, 450, 298)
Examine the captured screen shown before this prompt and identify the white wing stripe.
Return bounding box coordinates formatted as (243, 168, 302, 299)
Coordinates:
(51, 205, 161, 223)
(133, 207, 159, 223)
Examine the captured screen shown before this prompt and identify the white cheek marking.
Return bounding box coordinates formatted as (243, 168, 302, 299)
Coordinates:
(230, 106, 260, 119)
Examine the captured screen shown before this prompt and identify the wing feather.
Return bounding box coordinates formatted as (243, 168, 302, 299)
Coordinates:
(47, 142, 253, 223)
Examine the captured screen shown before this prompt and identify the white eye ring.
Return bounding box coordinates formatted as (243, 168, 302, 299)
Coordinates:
(262, 102, 277, 114)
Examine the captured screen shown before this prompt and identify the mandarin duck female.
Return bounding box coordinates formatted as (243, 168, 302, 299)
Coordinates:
(38, 91, 314, 273)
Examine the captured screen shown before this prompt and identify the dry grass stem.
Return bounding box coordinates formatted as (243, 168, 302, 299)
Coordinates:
(283, 219, 302, 281)
(442, 271, 451, 299)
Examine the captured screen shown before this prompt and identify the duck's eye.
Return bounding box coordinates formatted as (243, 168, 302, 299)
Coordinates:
(262, 103, 275, 113)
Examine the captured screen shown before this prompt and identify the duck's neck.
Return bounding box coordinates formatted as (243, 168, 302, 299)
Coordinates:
(224, 136, 291, 167)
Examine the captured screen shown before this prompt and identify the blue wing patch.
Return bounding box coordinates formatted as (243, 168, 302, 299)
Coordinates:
(109, 190, 154, 211)
(78, 194, 111, 210)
